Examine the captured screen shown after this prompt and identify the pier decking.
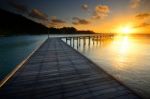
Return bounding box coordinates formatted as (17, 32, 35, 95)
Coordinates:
(0, 38, 140, 99)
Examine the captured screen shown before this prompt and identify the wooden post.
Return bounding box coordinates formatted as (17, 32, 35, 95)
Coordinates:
(70, 37, 72, 46)
(93, 36, 95, 45)
(70, 37, 71, 45)
(83, 37, 86, 46)
(66, 37, 67, 43)
(88, 36, 90, 46)
(73, 37, 74, 48)
(79, 37, 81, 46)
(77, 37, 79, 49)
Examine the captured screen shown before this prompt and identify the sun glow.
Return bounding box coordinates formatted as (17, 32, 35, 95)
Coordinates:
(116, 25, 134, 34)
(121, 27, 132, 34)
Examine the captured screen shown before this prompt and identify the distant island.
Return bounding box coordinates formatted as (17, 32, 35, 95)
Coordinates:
(0, 9, 95, 36)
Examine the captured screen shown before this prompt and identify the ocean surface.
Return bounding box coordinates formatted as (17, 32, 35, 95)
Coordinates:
(0, 35, 47, 80)
(62, 35, 150, 98)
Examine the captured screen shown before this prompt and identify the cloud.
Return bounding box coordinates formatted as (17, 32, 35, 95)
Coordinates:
(51, 19, 66, 24)
(130, 0, 141, 8)
(92, 5, 110, 20)
(72, 17, 90, 25)
(9, 1, 28, 13)
(81, 4, 88, 10)
(136, 13, 150, 19)
(95, 5, 110, 14)
(134, 22, 150, 28)
(29, 9, 48, 21)
(48, 17, 66, 27)
(92, 13, 108, 20)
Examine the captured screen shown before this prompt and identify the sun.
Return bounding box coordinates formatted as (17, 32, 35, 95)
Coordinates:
(121, 26, 131, 34)
(116, 25, 134, 34)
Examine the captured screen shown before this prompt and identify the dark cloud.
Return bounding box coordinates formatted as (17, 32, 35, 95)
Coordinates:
(48, 17, 66, 27)
(92, 5, 110, 20)
(9, 0, 28, 13)
(136, 13, 150, 19)
(134, 22, 150, 28)
(51, 19, 66, 24)
(81, 4, 88, 11)
(130, 0, 141, 8)
(29, 9, 48, 21)
(72, 17, 90, 25)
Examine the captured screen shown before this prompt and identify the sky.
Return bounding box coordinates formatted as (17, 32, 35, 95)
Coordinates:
(0, 0, 150, 33)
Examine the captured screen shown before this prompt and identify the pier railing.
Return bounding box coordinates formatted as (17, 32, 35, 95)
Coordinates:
(48, 33, 115, 38)
(55, 33, 115, 49)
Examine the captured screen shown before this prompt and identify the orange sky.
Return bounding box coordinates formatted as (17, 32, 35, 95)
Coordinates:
(74, 12, 150, 34)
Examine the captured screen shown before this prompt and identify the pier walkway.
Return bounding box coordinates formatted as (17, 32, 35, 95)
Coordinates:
(0, 38, 140, 99)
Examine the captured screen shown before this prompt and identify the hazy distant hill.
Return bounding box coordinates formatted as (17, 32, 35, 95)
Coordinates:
(0, 9, 48, 35)
(0, 9, 95, 35)
(48, 27, 95, 34)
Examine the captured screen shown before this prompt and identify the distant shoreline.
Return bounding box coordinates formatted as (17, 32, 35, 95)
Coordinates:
(1, 33, 150, 38)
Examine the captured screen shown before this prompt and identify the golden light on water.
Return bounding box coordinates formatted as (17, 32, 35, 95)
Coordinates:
(110, 36, 140, 70)
(110, 36, 132, 70)
(112, 36, 130, 55)
(118, 37, 129, 54)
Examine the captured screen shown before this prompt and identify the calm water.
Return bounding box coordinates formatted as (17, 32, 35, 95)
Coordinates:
(0, 35, 47, 80)
(63, 35, 150, 98)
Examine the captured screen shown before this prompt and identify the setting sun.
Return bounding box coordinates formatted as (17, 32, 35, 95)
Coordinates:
(121, 26, 132, 34)
(116, 25, 134, 34)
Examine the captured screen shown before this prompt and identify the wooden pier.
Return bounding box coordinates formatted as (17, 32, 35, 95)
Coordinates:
(57, 33, 114, 47)
(0, 38, 141, 99)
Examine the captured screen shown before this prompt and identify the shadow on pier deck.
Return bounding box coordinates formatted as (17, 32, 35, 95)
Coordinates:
(0, 38, 141, 99)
